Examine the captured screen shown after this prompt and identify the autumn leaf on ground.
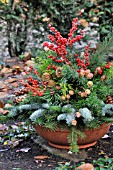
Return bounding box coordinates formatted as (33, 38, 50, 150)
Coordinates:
(0, 81, 8, 90)
(16, 148, 31, 152)
(0, 67, 12, 75)
(0, 92, 8, 98)
(2, 109, 9, 115)
(0, 124, 8, 133)
(34, 155, 49, 160)
(99, 150, 106, 155)
(5, 78, 18, 83)
(0, 100, 4, 108)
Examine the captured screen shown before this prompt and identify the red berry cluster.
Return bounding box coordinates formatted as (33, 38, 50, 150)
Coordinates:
(43, 18, 86, 66)
(47, 64, 56, 70)
(105, 62, 113, 69)
(76, 44, 90, 70)
(22, 68, 47, 97)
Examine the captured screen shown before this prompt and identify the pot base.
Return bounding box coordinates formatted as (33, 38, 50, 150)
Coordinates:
(48, 141, 97, 149)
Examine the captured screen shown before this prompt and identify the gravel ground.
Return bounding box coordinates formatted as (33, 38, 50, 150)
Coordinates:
(0, 125, 113, 170)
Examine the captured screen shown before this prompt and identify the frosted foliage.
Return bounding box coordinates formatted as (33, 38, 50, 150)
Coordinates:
(79, 108, 94, 122)
(57, 113, 67, 121)
(102, 104, 113, 116)
(30, 109, 44, 121)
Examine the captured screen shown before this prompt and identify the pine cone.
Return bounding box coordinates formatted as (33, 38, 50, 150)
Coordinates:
(42, 72, 51, 82)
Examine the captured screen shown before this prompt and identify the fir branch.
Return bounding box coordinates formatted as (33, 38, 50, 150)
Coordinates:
(96, 35, 113, 56)
(90, 34, 113, 70)
(68, 127, 85, 153)
(101, 117, 113, 123)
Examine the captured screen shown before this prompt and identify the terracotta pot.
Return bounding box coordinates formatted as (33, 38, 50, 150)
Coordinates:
(34, 123, 111, 149)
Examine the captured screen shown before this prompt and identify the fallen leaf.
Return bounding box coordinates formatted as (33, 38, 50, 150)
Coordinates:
(4, 141, 8, 145)
(16, 148, 31, 152)
(25, 60, 35, 67)
(0, 149, 9, 152)
(0, 108, 4, 113)
(5, 58, 18, 63)
(0, 124, 8, 132)
(4, 103, 13, 108)
(102, 134, 110, 139)
(0, 100, 4, 108)
(23, 66, 30, 71)
(2, 110, 9, 115)
(75, 163, 94, 170)
(0, 67, 12, 75)
(0, 92, 8, 98)
(23, 52, 31, 62)
(48, 164, 54, 167)
(0, 64, 2, 70)
(10, 82, 19, 87)
(34, 155, 49, 160)
(0, 81, 8, 90)
(10, 125, 19, 129)
(10, 141, 20, 148)
(5, 78, 18, 83)
(99, 150, 106, 155)
(0, 88, 8, 92)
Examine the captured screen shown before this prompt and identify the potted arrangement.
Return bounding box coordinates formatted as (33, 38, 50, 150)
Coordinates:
(3, 18, 113, 153)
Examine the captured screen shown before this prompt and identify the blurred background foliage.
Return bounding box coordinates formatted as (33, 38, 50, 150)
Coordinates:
(0, 0, 113, 57)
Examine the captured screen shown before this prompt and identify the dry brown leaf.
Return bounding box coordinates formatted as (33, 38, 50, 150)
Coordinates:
(0, 124, 8, 132)
(23, 52, 31, 62)
(0, 81, 8, 90)
(10, 82, 19, 87)
(75, 163, 94, 170)
(98, 150, 106, 155)
(5, 78, 18, 83)
(12, 66, 22, 74)
(0, 107, 9, 115)
(0, 108, 4, 113)
(0, 92, 8, 98)
(0, 88, 8, 92)
(0, 67, 12, 74)
(34, 155, 49, 160)
(0, 64, 2, 70)
(5, 58, 18, 63)
(16, 148, 31, 152)
(79, 19, 89, 27)
(0, 100, 4, 108)
(2, 110, 9, 115)
(25, 60, 35, 67)
(4, 103, 13, 108)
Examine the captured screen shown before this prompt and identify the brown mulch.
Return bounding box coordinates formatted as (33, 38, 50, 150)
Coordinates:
(0, 126, 113, 170)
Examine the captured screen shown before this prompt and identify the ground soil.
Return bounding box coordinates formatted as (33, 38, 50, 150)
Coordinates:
(0, 125, 113, 170)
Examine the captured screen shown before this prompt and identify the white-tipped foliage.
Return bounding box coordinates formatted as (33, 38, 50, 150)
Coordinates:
(57, 113, 67, 121)
(42, 103, 50, 109)
(62, 104, 76, 113)
(79, 107, 94, 122)
(7, 108, 18, 117)
(57, 111, 76, 126)
(30, 109, 44, 122)
(66, 114, 75, 126)
(102, 104, 113, 116)
(7, 103, 40, 118)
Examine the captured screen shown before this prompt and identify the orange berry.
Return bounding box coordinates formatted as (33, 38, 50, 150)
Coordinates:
(66, 94, 71, 99)
(60, 95, 66, 100)
(86, 73, 93, 79)
(69, 90, 74, 95)
(85, 89, 91, 95)
(87, 81, 93, 87)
